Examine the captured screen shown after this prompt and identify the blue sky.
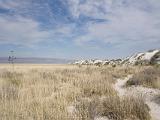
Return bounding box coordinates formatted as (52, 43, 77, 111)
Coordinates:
(0, 0, 160, 59)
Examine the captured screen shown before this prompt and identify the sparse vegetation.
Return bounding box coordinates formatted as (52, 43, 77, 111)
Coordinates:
(74, 96, 150, 120)
(126, 66, 160, 89)
(0, 64, 151, 120)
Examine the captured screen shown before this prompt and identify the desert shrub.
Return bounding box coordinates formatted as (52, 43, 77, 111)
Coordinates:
(80, 79, 116, 97)
(74, 98, 99, 120)
(112, 66, 135, 79)
(73, 96, 150, 120)
(126, 67, 160, 88)
(99, 96, 150, 120)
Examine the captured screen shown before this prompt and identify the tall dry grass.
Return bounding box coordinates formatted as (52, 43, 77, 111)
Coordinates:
(126, 66, 160, 89)
(0, 64, 150, 120)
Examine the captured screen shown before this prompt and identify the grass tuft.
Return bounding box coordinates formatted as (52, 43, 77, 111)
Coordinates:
(126, 66, 160, 89)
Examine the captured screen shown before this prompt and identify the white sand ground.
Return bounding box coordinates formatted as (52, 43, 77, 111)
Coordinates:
(114, 75, 160, 120)
(94, 116, 109, 120)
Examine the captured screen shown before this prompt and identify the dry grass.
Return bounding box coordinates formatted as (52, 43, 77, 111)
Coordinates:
(126, 66, 160, 89)
(74, 96, 150, 120)
(0, 64, 150, 120)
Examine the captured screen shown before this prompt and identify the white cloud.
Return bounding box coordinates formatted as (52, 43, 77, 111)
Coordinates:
(0, 16, 74, 46)
(53, 24, 75, 36)
(67, 0, 111, 19)
(0, 0, 160, 50)
(67, 0, 160, 18)
(0, 0, 76, 46)
(0, 16, 51, 45)
(0, 0, 56, 25)
(87, 8, 160, 42)
(67, 0, 160, 47)
(0, 0, 20, 9)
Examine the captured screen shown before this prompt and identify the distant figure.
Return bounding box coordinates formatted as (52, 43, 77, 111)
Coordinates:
(8, 56, 11, 62)
(8, 56, 12, 63)
(8, 51, 16, 71)
(8, 51, 16, 64)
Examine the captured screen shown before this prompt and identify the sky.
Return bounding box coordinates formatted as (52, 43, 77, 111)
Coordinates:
(0, 0, 160, 59)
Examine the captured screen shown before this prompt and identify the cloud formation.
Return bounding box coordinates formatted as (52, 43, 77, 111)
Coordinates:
(0, 0, 160, 58)
(66, 0, 160, 47)
(0, 16, 50, 45)
(0, 0, 75, 46)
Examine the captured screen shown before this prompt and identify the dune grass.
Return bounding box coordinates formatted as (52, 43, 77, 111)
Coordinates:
(126, 66, 160, 89)
(73, 95, 150, 120)
(0, 64, 150, 120)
